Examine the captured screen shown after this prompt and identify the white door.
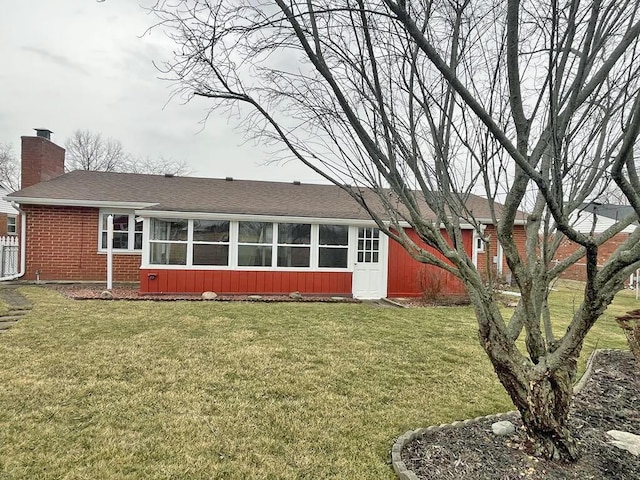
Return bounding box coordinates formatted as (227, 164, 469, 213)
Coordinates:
(352, 227, 386, 299)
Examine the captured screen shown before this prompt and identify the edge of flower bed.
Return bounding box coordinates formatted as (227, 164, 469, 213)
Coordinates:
(390, 348, 605, 480)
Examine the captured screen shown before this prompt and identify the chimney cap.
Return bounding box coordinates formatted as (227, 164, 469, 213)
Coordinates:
(34, 128, 54, 140)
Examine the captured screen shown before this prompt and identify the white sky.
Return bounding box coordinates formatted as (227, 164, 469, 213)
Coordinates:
(0, 0, 326, 183)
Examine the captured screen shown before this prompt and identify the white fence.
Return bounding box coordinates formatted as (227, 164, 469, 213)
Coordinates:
(0, 236, 19, 278)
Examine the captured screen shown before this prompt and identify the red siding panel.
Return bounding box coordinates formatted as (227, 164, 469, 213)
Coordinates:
(386, 228, 470, 297)
(139, 269, 353, 295)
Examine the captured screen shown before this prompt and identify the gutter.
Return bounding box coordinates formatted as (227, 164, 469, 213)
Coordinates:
(0, 202, 26, 281)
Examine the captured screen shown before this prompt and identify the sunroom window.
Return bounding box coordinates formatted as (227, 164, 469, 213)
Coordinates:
(149, 218, 188, 265)
(192, 220, 230, 266)
(100, 212, 142, 251)
(277, 223, 311, 267)
(319, 225, 349, 268)
(238, 221, 273, 266)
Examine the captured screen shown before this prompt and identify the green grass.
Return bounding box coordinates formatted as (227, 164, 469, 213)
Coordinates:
(0, 285, 632, 479)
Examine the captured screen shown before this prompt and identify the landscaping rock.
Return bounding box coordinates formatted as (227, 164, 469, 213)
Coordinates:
(247, 295, 262, 300)
(289, 291, 303, 300)
(491, 420, 515, 436)
(607, 430, 640, 456)
(100, 290, 113, 299)
(202, 291, 218, 300)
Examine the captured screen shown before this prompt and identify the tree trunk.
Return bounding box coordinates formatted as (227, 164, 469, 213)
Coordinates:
(496, 361, 580, 461)
(519, 366, 579, 461)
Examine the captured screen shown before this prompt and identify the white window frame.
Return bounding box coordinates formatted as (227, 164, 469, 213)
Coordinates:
(276, 222, 312, 268)
(6, 215, 17, 236)
(98, 209, 142, 253)
(148, 218, 189, 265)
(192, 219, 231, 266)
(142, 216, 355, 271)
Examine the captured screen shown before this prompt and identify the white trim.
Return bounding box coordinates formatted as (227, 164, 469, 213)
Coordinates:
(8, 197, 156, 209)
(97, 209, 143, 253)
(136, 210, 380, 226)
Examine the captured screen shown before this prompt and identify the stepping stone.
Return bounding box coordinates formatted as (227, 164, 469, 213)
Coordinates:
(0, 320, 18, 330)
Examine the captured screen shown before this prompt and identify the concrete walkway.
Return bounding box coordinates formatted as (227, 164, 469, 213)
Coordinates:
(0, 284, 32, 333)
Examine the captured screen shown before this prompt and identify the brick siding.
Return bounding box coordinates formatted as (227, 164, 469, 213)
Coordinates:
(552, 233, 631, 282)
(21, 136, 65, 188)
(475, 224, 527, 284)
(22, 205, 140, 282)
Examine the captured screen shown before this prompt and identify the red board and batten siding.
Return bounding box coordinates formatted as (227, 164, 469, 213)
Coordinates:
(139, 269, 352, 295)
(386, 228, 471, 297)
(21, 205, 140, 282)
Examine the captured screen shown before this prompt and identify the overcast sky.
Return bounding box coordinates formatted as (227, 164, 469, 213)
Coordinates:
(0, 0, 326, 184)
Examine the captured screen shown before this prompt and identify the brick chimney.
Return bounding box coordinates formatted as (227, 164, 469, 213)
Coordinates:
(21, 129, 65, 188)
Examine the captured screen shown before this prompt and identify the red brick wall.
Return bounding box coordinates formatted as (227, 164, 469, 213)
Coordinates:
(22, 205, 140, 282)
(552, 233, 631, 282)
(476, 224, 527, 283)
(21, 136, 65, 188)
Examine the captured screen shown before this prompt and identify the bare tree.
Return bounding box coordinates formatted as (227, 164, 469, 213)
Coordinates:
(0, 143, 20, 191)
(65, 130, 129, 172)
(65, 129, 190, 176)
(123, 155, 191, 176)
(149, 0, 640, 461)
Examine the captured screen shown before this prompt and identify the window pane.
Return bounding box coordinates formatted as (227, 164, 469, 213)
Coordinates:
(278, 223, 311, 244)
(319, 225, 348, 246)
(134, 233, 142, 250)
(112, 215, 129, 231)
(113, 232, 128, 249)
(135, 219, 143, 232)
(319, 247, 348, 268)
(152, 218, 188, 241)
(193, 244, 229, 265)
(277, 246, 310, 267)
(238, 245, 272, 266)
(102, 231, 129, 249)
(193, 220, 230, 242)
(150, 242, 187, 265)
(238, 222, 272, 243)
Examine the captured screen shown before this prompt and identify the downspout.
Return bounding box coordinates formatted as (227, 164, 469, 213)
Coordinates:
(1, 201, 27, 280)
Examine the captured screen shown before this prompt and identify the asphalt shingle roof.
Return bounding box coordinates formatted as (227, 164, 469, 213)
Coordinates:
(7, 170, 507, 222)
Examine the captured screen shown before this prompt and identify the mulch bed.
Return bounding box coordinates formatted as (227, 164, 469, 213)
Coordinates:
(47, 284, 359, 303)
(401, 350, 639, 479)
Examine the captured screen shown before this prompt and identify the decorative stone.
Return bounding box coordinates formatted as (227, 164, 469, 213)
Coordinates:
(247, 295, 262, 301)
(202, 291, 218, 300)
(100, 290, 113, 299)
(330, 296, 345, 301)
(491, 420, 516, 436)
(289, 291, 303, 300)
(607, 430, 640, 456)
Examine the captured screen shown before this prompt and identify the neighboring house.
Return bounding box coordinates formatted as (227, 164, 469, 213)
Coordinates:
(0, 182, 19, 237)
(551, 205, 638, 284)
(6, 132, 527, 299)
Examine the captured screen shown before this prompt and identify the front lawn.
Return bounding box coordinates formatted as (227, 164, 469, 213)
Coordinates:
(0, 286, 632, 479)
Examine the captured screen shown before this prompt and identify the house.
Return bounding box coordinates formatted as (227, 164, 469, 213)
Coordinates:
(0, 183, 19, 237)
(551, 204, 638, 284)
(6, 132, 526, 299)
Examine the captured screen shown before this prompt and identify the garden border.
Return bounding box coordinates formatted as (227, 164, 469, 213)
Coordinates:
(390, 348, 605, 480)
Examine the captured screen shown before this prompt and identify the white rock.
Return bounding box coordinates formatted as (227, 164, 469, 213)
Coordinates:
(100, 290, 113, 299)
(607, 430, 640, 456)
(202, 291, 218, 300)
(289, 291, 303, 300)
(491, 420, 516, 436)
(247, 295, 262, 300)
